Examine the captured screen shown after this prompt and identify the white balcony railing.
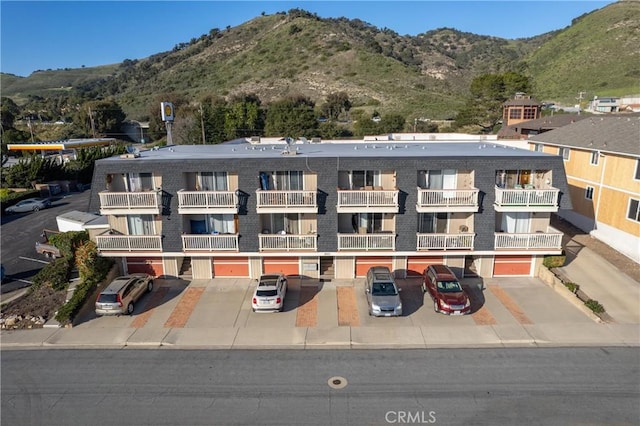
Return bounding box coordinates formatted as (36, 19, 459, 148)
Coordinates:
(256, 190, 317, 212)
(259, 234, 317, 251)
(416, 188, 479, 212)
(417, 233, 475, 250)
(337, 233, 396, 251)
(177, 190, 238, 214)
(494, 186, 559, 211)
(96, 235, 162, 251)
(494, 227, 563, 250)
(182, 234, 239, 251)
(336, 189, 399, 213)
(99, 190, 162, 215)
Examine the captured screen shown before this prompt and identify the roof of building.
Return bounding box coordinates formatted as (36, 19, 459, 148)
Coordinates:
(496, 114, 590, 138)
(7, 138, 116, 151)
(101, 138, 556, 162)
(529, 115, 640, 157)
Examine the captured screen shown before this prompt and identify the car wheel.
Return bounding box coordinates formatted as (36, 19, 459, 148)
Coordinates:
(33, 206, 40, 212)
(433, 300, 440, 313)
(147, 280, 154, 292)
(127, 302, 134, 315)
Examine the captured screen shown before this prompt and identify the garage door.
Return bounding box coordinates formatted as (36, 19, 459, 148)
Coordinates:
(127, 257, 164, 277)
(493, 255, 532, 276)
(406, 256, 444, 276)
(213, 256, 249, 277)
(263, 257, 299, 276)
(355, 256, 393, 277)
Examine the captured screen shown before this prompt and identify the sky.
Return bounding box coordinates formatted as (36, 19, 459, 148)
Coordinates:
(1, 1, 616, 77)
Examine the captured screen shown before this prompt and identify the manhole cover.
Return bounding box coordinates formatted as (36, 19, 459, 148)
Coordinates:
(327, 376, 348, 389)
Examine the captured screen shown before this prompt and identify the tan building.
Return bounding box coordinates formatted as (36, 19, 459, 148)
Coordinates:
(528, 116, 640, 263)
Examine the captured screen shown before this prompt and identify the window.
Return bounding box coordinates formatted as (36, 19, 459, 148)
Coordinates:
(509, 109, 522, 119)
(127, 215, 155, 235)
(532, 143, 543, 152)
(350, 170, 380, 189)
(635, 159, 640, 181)
(352, 213, 383, 233)
(590, 151, 599, 166)
(559, 147, 570, 160)
(523, 107, 536, 120)
(585, 186, 594, 200)
(628, 198, 640, 222)
(419, 213, 448, 233)
(126, 173, 153, 192)
(197, 172, 227, 191)
(501, 212, 530, 233)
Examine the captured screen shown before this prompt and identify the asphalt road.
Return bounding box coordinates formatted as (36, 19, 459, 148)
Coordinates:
(1, 189, 92, 294)
(2, 348, 638, 426)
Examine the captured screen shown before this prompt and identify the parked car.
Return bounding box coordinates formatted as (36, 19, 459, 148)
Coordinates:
(251, 274, 287, 312)
(4, 197, 51, 214)
(422, 264, 471, 315)
(95, 274, 154, 316)
(364, 266, 402, 317)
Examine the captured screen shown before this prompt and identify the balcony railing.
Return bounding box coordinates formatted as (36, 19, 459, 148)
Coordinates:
(494, 227, 563, 250)
(417, 233, 475, 250)
(256, 190, 317, 213)
(182, 234, 239, 251)
(177, 190, 238, 214)
(416, 188, 479, 212)
(99, 190, 162, 215)
(494, 186, 559, 212)
(337, 233, 396, 251)
(259, 234, 318, 251)
(336, 189, 399, 213)
(96, 234, 162, 252)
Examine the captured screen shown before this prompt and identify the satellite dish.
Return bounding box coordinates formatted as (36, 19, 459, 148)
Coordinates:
(126, 145, 136, 154)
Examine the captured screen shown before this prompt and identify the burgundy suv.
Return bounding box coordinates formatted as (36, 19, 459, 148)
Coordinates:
(422, 264, 471, 315)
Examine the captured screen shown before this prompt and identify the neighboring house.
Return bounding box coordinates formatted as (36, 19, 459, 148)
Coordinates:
(501, 93, 542, 128)
(586, 96, 619, 113)
(528, 115, 640, 263)
(498, 114, 590, 140)
(87, 136, 571, 280)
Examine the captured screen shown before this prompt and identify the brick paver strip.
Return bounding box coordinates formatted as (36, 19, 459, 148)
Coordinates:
(130, 286, 170, 328)
(337, 286, 360, 327)
(466, 287, 498, 326)
(488, 284, 533, 325)
(295, 287, 318, 327)
(164, 287, 205, 328)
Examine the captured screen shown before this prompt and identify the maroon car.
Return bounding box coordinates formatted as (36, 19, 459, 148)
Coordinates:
(422, 264, 471, 315)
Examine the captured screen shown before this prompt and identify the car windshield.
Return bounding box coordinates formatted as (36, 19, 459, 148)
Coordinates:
(437, 280, 463, 293)
(256, 289, 278, 297)
(372, 282, 397, 296)
(98, 294, 118, 303)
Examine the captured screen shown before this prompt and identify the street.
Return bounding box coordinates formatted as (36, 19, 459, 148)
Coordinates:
(0, 189, 92, 293)
(1, 347, 638, 426)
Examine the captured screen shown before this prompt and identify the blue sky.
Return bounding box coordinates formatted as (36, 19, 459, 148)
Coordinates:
(1, 1, 615, 77)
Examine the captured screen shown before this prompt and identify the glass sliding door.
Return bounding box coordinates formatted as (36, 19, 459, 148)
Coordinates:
(127, 215, 155, 235)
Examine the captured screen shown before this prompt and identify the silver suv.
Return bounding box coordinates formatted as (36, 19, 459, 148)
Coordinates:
(365, 266, 402, 317)
(95, 274, 154, 316)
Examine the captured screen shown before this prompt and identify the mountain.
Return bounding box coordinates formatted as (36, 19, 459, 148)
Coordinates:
(1, 2, 638, 121)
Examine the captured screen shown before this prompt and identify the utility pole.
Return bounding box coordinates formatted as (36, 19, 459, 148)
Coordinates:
(199, 103, 206, 144)
(576, 91, 586, 115)
(88, 107, 97, 138)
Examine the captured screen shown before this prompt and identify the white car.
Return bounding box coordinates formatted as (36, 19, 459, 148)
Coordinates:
(251, 274, 287, 312)
(4, 198, 51, 214)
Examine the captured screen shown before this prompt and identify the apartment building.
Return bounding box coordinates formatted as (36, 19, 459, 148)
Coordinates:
(87, 136, 571, 280)
(529, 115, 640, 262)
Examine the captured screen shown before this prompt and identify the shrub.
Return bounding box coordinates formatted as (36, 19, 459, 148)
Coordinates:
(543, 253, 566, 268)
(48, 231, 89, 259)
(563, 281, 579, 293)
(585, 299, 605, 314)
(32, 257, 72, 291)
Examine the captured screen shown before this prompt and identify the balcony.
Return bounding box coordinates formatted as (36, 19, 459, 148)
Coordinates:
(416, 188, 479, 212)
(337, 233, 396, 251)
(256, 190, 317, 213)
(336, 188, 399, 213)
(99, 190, 162, 215)
(178, 190, 238, 214)
(494, 227, 563, 250)
(417, 233, 475, 250)
(96, 234, 162, 252)
(259, 234, 317, 251)
(494, 186, 559, 212)
(182, 234, 239, 252)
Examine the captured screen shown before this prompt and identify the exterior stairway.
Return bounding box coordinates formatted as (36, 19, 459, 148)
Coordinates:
(179, 257, 192, 279)
(319, 257, 334, 281)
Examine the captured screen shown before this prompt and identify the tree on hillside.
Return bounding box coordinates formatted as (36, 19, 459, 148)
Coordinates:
(353, 112, 406, 137)
(74, 99, 126, 137)
(454, 72, 532, 133)
(264, 95, 318, 138)
(320, 92, 352, 121)
(224, 93, 264, 140)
